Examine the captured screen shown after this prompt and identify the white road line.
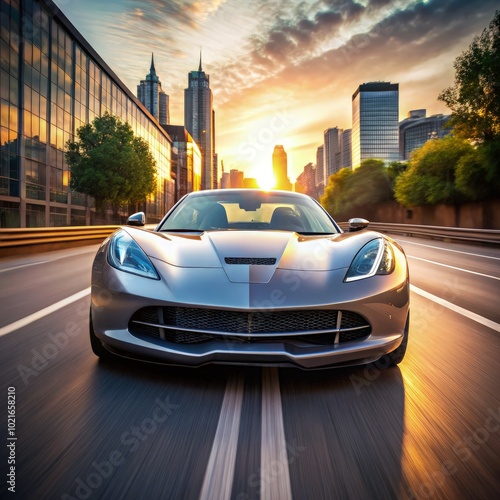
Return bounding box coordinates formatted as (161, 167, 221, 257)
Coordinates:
(408, 255, 500, 281)
(0, 261, 49, 273)
(0, 287, 91, 337)
(0, 247, 99, 273)
(199, 373, 244, 500)
(261, 367, 293, 500)
(397, 239, 500, 260)
(411, 285, 500, 333)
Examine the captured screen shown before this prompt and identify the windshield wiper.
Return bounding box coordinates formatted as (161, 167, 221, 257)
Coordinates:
(297, 231, 338, 235)
(159, 228, 204, 232)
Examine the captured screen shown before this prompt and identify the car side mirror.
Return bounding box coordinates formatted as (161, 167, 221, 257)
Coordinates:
(126, 212, 145, 227)
(348, 218, 369, 232)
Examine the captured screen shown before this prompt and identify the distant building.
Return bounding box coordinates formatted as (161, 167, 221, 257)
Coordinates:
(137, 54, 169, 125)
(184, 55, 216, 190)
(243, 178, 258, 188)
(399, 110, 452, 160)
(220, 170, 231, 189)
(316, 145, 325, 185)
(230, 169, 244, 188)
(341, 129, 352, 169)
(296, 163, 317, 198)
(272, 145, 292, 190)
(352, 82, 399, 169)
(324, 127, 343, 177)
(161, 125, 202, 201)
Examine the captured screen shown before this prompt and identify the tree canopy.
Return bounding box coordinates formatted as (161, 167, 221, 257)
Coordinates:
(438, 10, 500, 143)
(321, 159, 393, 217)
(394, 136, 474, 206)
(66, 113, 157, 210)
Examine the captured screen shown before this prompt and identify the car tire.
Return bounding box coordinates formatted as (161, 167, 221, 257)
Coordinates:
(380, 313, 409, 367)
(89, 309, 114, 361)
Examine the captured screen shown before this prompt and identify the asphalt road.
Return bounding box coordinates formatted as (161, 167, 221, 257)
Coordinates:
(0, 236, 499, 500)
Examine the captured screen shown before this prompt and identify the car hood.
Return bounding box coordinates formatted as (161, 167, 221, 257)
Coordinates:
(123, 228, 383, 283)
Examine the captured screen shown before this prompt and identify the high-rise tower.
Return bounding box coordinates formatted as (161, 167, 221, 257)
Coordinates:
(184, 54, 216, 190)
(324, 127, 343, 178)
(351, 82, 399, 169)
(272, 145, 291, 190)
(137, 53, 169, 125)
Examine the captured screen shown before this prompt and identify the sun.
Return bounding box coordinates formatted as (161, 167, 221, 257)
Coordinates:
(257, 173, 276, 190)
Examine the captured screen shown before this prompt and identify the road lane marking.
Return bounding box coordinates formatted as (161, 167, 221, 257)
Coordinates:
(0, 261, 49, 273)
(397, 239, 500, 260)
(0, 287, 91, 337)
(261, 367, 293, 500)
(408, 255, 500, 281)
(411, 285, 500, 333)
(0, 247, 99, 273)
(199, 373, 244, 500)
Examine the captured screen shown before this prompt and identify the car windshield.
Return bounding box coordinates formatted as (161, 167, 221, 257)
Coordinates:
(158, 191, 340, 234)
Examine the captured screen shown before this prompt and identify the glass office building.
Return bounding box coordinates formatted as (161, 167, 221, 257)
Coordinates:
(184, 59, 215, 191)
(0, 0, 173, 227)
(351, 82, 399, 170)
(399, 110, 451, 160)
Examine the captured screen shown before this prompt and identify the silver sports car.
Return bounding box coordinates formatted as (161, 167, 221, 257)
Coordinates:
(90, 189, 410, 369)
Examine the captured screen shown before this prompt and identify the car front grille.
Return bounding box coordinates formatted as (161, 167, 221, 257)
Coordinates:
(224, 257, 276, 265)
(129, 307, 371, 346)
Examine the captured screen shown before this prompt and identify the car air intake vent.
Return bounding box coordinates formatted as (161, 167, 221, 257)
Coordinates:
(224, 257, 276, 265)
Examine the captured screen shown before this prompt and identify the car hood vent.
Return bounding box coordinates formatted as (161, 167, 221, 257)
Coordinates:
(224, 257, 277, 265)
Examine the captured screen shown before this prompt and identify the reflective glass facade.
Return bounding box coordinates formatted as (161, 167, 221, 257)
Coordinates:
(184, 66, 214, 190)
(352, 83, 399, 170)
(399, 113, 451, 160)
(0, 0, 173, 227)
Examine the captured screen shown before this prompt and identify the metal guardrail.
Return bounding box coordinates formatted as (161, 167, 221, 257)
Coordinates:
(339, 222, 500, 245)
(0, 225, 121, 257)
(0, 222, 499, 258)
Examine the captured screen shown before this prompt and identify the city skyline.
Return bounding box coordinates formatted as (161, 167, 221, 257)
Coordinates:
(52, 0, 499, 183)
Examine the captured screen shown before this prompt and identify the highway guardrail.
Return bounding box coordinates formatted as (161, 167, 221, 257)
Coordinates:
(339, 222, 500, 245)
(0, 225, 121, 257)
(0, 222, 499, 258)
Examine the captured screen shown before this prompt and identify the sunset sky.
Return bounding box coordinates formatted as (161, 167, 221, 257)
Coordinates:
(53, 0, 498, 183)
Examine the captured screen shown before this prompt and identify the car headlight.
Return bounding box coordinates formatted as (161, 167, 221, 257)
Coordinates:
(108, 230, 159, 280)
(345, 238, 395, 282)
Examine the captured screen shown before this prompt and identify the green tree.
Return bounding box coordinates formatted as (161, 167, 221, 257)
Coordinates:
(66, 112, 157, 211)
(320, 168, 352, 216)
(343, 159, 393, 210)
(455, 140, 500, 200)
(321, 160, 393, 217)
(394, 136, 474, 206)
(438, 10, 500, 143)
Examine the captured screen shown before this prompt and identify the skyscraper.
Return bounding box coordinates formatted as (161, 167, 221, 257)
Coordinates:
(272, 145, 292, 190)
(341, 129, 352, 169)
(137, 54, 169, 125)
(316, 145, 325, 187)
(351, 82, 399, 169)
(324, 127, 343, 177)
(184, 55, 215, 190)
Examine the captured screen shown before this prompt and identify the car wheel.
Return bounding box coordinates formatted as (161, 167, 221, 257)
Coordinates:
(89, 309, 114, 361)
(380, 313, 410, 367)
